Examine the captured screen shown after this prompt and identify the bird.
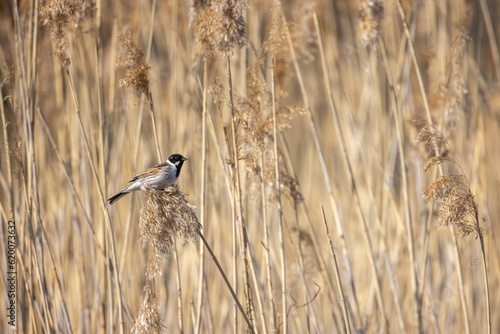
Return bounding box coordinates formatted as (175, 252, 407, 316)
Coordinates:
(107, 154, 188, 205)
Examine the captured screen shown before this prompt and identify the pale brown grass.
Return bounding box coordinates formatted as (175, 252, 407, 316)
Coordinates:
(1, 0, 499, 333)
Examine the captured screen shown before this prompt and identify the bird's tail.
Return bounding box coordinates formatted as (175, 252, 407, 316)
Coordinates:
(107, 190, 130, 205)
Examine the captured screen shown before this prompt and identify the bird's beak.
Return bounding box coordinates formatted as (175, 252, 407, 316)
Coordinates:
(182, 157, 188, 161)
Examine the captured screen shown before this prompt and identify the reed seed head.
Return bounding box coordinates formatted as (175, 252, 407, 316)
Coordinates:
(131, 286, 163, 334)
(191, 0, 247, 60)
(270, 3, 316, 82)
(429, 13, 470, 134)
(40, 0, 74, 66)
(414, 119, 450, 159)
(117, 32, 151, 96)
(40, 0, 95, 67)
(422, 174, 480, 238)
(358, 0, 384, 47)
(417, 120, 482, 238)
(139, 186, 201, 278)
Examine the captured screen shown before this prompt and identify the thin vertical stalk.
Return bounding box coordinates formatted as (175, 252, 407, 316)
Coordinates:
(270, 56, 286, 334)
(38, 108, 106, 256)
(313, 12, 388, 330)
(198, 232, 255, 333)
(260, 153, 276, 333)
(94, 0, 106, 189)
(478, 228, 491, 334)
(450, 226, 470, 334)
(173, 238, 184, 333)
(0, 87, 14, 217)
(321, 206, 350, 334)
(195, 60, 208, 334)
(478, 0, 500, 79)
(279, 132, 363, 329)
(64, 69, 124, 334)
(396, 4, 474, 333)
(227, 56, 254, 330)
(280, 10, 364, 329)
(16, 1, 53, 331)
(211, 65, 239, 333)
(146, 0, 162, 162)
(396, 0, 432, 125)
(378, 35, 421, 333)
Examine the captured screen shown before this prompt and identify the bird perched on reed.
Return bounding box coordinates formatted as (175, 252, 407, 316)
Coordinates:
(108, 154, 187, 205)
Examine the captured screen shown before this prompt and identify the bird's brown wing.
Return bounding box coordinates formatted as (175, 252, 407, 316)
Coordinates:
(129, 162, 167, 182)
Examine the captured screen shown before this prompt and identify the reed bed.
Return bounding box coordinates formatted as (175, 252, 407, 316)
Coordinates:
(1, 0, 500, 333)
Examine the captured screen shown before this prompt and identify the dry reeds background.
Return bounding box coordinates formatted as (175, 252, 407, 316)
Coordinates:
(1, 0, 500, 333)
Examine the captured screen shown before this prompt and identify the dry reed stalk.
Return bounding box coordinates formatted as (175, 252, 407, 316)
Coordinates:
(211, 71, 271, 334)
(211, 71, 240, 332)
(232, 188, 238, 333)
(282, 225, 322, 332)
(343, 92, 407, 332)
(75, 71, 124, 332)
(38, 108, 106, 257)
(227, 57, 255, 330)
(197, 232, 255, 333)
(206, 75, 241, 331)
(172, 239, 184, 333)
(278, 133, 364, 329)
(0, 82, 14, 217)
(93, 0, 106, 191)
(343, 78, 411, 330)
(145, 0, 161, 159)
(15, 251, 38, 333)
(478, 0, 500, 79)
(416, 121, 490, 333)
(395, 0, 432, 134)
(228, 65, 272, 331)
(16, 3, 57, 330)
(259, 152, 277, 332)
(314, 10, 388, 331)
(39, 220, 74, 333)
(279, 8, 365, 329)
(65, 68, 125, 333)
(194, 60, 208, 334)
(25, 115, 54, 333)
(270, 55, 287, 334)
(206, 110, 232, 194)
(397, 3, 476, 333)
(191, 2, 254, 330)
(377, 32, 421, 333)
(92, 8, 111, 329)
(321, 206, 350, 334)
(40, 3, 125, 332)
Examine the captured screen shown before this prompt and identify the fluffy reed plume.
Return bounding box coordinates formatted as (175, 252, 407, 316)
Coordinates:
(139, 186, 202, 278)
(357, 0, 384, 47)
(234, 60, 302, 202)
(414, 119, 449, 161)
(271, 3, 317, 82)
(429, 14, 470, 132)
(40, 0, 74, 66)
(132, 285, 163, 334)
(416, 120, 482, 238)
(40, 0, 94, 66)
(191, 0, 247, 60)
(116, 32, 151, 96)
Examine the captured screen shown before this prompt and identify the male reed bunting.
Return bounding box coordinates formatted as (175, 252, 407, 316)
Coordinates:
(108, 154, 187, 205)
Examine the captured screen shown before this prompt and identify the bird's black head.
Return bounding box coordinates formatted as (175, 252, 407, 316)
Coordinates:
(168, 154, 188, 168)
